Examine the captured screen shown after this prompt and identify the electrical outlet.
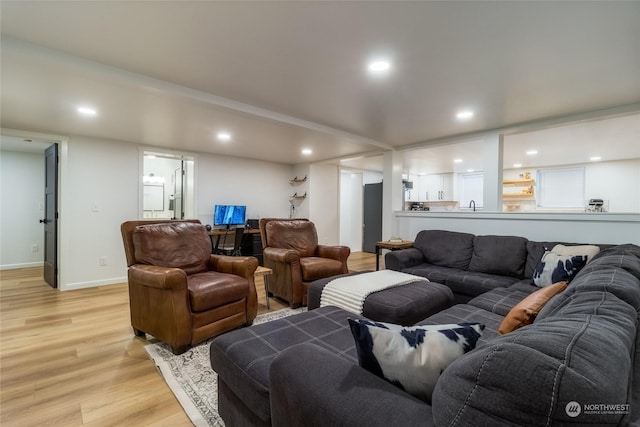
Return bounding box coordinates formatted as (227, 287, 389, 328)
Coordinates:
(31, 244, 39, 252)
(99, 256, 107, 266)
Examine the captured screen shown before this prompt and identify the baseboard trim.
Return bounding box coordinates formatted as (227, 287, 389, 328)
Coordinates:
(0, 262, 43, 270)
(61, 277, 127, 291)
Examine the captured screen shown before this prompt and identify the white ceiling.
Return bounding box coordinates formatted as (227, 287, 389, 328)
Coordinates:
(1, 1, 639, 172)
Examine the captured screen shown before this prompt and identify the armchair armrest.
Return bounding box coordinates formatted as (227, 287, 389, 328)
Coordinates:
(384, 247, 424, 271)
(263, 247, 300, 263)
(270, 343, 433, 427)
(208, 254, 258, 279)
(317, 245, 350, 263)
(128, 264, 187, 290)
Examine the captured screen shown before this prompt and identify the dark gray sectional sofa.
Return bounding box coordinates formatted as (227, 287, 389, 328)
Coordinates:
(385, 229, 612, 304)
(210, 237, 640, 427)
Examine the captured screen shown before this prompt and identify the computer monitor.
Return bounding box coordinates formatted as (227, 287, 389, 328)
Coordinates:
(214, 205, 247, 227)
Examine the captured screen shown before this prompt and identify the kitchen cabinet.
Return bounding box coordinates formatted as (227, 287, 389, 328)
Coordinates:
(425, 173, 453, 201)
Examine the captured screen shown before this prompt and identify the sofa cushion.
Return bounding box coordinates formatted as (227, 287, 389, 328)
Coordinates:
(187, 271, 249, 312)
(210, 306, 358, 424)
(467, 287, 533, 316)
(133, 222, 210, 274)
(348, 318, 484, 402)
(498, 281, 567, 334)
(468, 235, 528, 278)
(413, 230, 475, 270)
(418, 304, 503, 344)
(532, 251, 587, 287)
(300, 257, 344, 282)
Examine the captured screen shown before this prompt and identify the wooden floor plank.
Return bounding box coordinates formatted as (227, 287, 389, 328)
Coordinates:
(0, 252, 377, 426)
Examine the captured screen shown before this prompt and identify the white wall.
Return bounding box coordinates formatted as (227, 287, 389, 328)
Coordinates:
(585, 158, 640, 212)
(59, 136, 139, 290)
(339, 170, 363, 251)
(309, 163, 340, 245)
(196, 152, 293, 225)
(0, 150, 45, 269)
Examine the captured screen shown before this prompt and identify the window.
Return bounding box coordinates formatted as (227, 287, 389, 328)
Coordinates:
(460, 173, 483, 208)
(537, 167, 585, 208)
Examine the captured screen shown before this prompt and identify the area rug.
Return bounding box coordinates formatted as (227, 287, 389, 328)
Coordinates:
(145, 307, 306, 426)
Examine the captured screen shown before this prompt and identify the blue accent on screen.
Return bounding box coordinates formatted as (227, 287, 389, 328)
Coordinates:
(214, 205, 246, 226)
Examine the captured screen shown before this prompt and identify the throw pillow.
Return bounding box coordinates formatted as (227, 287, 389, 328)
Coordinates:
(532, 251, 587, 287)
(498, 281, 568, 335)
(551, 244, 600, 264)
(348, 319, 484, 402)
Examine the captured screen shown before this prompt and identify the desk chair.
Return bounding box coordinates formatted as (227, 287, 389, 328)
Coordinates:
(220, 227, 245, 256)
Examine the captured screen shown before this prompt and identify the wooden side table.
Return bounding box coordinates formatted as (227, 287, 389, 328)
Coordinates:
(375, 240, 414, 270)
(254, 266, 273, 308)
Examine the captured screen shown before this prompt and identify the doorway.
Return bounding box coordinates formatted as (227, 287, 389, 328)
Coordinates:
(363, 182, 383, 253)
(43, 143, 58, 287)
(0, 134, 60, 287)
(142, 151, 195, 220)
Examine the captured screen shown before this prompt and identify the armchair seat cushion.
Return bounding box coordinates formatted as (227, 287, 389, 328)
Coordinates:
(300, 257, 345, 282)
(187, 272, 249, 312)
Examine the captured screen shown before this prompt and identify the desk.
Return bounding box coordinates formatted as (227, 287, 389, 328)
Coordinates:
(254, 266, 273, 308)
(209, 228, 263, 264)
(375, 240, 414, 270)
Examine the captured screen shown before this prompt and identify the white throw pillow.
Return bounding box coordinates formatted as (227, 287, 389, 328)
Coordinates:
(348, 319, 484, 402)
(551, 244, 600, 263)
(532, 251, 587, 287)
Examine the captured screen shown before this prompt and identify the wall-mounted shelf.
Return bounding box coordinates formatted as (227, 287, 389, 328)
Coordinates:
(290, 192, 307, 200)
(290, 175, 307, 184)
(503, 179, 535, 186)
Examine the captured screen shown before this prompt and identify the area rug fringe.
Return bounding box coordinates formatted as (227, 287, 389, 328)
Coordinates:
(145, 307, 306, 426)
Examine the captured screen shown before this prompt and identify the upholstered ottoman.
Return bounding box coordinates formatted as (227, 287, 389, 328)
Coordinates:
(210, 306, 360, 427)
(307, 271, 453, 325)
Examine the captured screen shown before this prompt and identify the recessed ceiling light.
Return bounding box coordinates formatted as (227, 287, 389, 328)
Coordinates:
(513, 163, 523, 168)
(368, 60, 391, 74)
(590, 156, 602, 161)
(467, 169, 475, 172)
(526, 150, 538, 156)
(217, 132, 231, 141)
(454, 158, 463, 163)
(456, 110, 474, 120)
(77, 106, 97, 116)
(301, 148, 313, 156)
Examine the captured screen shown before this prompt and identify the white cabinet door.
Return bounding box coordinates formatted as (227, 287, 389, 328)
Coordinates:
(441, 173, 453, 200)
(424, 174, 454, 200)
(405, 175, 419, 201)
(425, 175, 442, 200)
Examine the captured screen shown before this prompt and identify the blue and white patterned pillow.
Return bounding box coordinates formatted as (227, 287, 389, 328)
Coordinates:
(348, 319, 484, 402)
(532, 251, 588, 287)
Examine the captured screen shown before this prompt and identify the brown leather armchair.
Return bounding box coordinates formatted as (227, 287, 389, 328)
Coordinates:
(260, 218, 350, 307)
(121, 220, 258, 354)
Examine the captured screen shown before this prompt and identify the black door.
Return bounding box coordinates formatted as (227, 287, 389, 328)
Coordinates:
(42, 144, 58, 288)
(362, 182, 383, 253)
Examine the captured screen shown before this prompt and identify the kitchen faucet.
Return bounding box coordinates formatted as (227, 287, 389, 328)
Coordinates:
(469, 200, 476, 212)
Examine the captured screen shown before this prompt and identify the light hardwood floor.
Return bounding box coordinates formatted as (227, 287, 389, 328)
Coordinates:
(0, 252, 378, 426)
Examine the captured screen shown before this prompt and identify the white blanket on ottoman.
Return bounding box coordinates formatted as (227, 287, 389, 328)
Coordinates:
(319, 270, 426, 315)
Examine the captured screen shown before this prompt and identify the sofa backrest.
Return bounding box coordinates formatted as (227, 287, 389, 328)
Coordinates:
(414, 230, 474, 270)
(262, 218, 318, 257)
(468, 235, 528, 278)
(432, 244, 640, 426)
(132, 221, 211, 275)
